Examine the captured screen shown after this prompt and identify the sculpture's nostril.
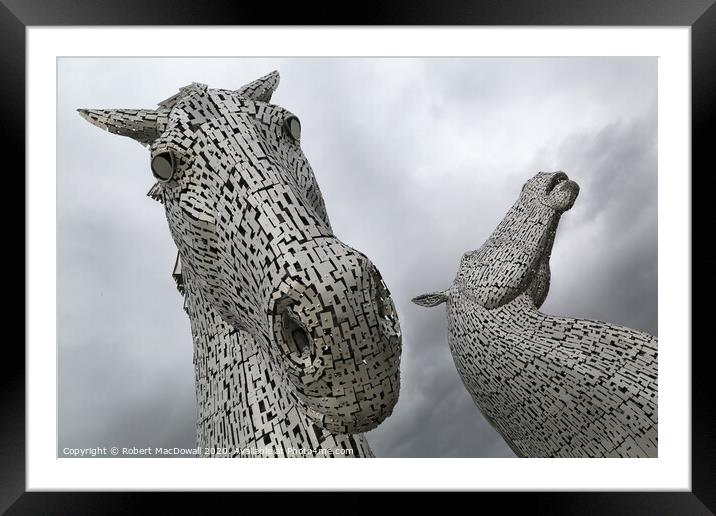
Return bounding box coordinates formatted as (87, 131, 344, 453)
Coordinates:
(545, 172, 567, 195)
(292, 327, 309, 354)
(280, 305, 312, 356)
(151, 151, 175, 182)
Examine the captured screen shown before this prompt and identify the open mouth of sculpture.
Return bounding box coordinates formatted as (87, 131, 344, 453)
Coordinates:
(545, 172, 579, 212)
(545, 172, 569, 195)
(300, 352, 400, 433)
(314, 387, 399, 433)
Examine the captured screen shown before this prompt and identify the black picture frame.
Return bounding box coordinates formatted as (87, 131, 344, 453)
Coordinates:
(7, 0, 711, 512)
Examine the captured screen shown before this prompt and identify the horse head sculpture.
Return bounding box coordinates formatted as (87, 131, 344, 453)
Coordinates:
(79, 71, 402, 435)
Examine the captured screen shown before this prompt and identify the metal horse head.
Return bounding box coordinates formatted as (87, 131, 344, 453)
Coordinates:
(413, 171, 580, 311)
(79, 72, 402, 433)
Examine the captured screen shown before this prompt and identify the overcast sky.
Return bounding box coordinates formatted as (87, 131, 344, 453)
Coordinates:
(57, 57, 657, 458)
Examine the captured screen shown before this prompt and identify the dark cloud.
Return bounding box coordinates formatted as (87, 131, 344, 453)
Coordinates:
(57, 57, 656, 458)
(537, 109, 658, 336)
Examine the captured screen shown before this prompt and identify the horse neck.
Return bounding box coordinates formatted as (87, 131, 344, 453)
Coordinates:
(490, 201, 560, 250)
(449, 293, 657, 458)
(180, 268, 373, 458)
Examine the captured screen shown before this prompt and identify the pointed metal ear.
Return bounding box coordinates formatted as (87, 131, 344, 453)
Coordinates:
(234, 70, 280, 102)
(77, 108, 169, 146)
(412, 291, 449, 308)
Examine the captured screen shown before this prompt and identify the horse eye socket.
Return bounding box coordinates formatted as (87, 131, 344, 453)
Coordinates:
(284, 116, 301, 141)
(151, 151, 175, 182)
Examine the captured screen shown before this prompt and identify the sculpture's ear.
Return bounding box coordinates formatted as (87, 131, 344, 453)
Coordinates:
(77, 108, 169, 147)
(234, 70, 280, 102)
(411, 291, 449, 308)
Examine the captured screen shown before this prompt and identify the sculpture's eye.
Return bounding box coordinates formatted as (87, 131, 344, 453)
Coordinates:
(151, 150, 175, 182)
(283, 116, 301, 141)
